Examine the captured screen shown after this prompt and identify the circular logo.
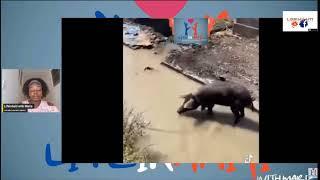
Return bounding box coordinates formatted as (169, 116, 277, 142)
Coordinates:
(291, 21, 298, 28)
(299, 19, 308, 28)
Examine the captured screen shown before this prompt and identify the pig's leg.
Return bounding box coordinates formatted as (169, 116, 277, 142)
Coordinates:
(201, 105, 206, 111)
(207, 104, 215, 115)
(231, 105, 241, 125)
(240, 107, 245, 117)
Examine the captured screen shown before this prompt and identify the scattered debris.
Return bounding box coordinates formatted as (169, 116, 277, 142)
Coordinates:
(218, 76, 226, 81)
(123, 21, 167, 50)
(211, 19, 234, 33)
(144, 66, 155, 71)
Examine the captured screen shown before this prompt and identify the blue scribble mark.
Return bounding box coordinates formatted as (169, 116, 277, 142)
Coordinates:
(69, 163, 79, 172)
(95, 10, 119, 18)
(93, 163, 99, 168)
(109, 163, 137, 168)
(95, 11, 106, 18)
(46, 143, 136, 172)
(46, 143, 79, 172)
(45, 144, 63, 166)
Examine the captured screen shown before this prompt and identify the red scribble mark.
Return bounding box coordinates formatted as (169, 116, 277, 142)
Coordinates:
(218, 163, 225, 170)
(217, 10, 230, 20)
(219, 163, 270, 178)
(200, 163, 205, 169)
(175, 162, 270, 176)
(226, 163, 236, 173)
(250, 163, 257, 179)
(173, 163, 181, 166)
(205, 15, 216, 37)
(261, 163, 270, 173)
(174, 163, 206, 173)
(191, 163, 206, 173)
(218, 163, 236, 173)
(250, 163, 271, 180)
(206, 10, 230, 36)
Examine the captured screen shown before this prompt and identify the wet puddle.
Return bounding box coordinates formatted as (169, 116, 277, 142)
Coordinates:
(123, 44, 259, 163)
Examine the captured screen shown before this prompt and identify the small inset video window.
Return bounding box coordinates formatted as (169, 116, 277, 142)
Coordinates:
(2, 69, 61, 113)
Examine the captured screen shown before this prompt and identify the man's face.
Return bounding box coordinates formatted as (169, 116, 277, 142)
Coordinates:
(28, 84, 43, 102)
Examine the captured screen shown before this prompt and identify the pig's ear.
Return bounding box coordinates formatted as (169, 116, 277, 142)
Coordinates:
(184, 98, 195, 109)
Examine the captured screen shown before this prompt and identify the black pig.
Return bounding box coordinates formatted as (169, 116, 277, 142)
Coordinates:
(177, 81, 258, 125)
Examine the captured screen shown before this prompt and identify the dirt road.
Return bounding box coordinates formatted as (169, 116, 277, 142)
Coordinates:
(123, 44, 259, 163)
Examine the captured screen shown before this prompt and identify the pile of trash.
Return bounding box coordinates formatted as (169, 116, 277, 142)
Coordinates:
(123, 22, 167, 50)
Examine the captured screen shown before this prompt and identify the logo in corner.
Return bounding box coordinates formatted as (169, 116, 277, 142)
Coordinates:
(283, 11, 318, 32)
(299, 19, 309, 28)
(308, 168, 318, 180)
(174, 18, 208, 45)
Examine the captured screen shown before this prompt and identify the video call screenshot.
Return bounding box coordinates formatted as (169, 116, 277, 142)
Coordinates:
(1, 1, 319, 180)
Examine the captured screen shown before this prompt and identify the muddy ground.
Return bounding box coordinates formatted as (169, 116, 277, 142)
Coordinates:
(123, 20, 259, 162)
(165, 32, 259, 101)
(124, 19, 259, 101)
(123, 45, 259, 162)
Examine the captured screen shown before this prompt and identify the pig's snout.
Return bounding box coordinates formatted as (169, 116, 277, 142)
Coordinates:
(177, 106, 184, 114)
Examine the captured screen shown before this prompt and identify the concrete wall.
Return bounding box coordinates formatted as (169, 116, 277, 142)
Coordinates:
(233, 18, 259, 38)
